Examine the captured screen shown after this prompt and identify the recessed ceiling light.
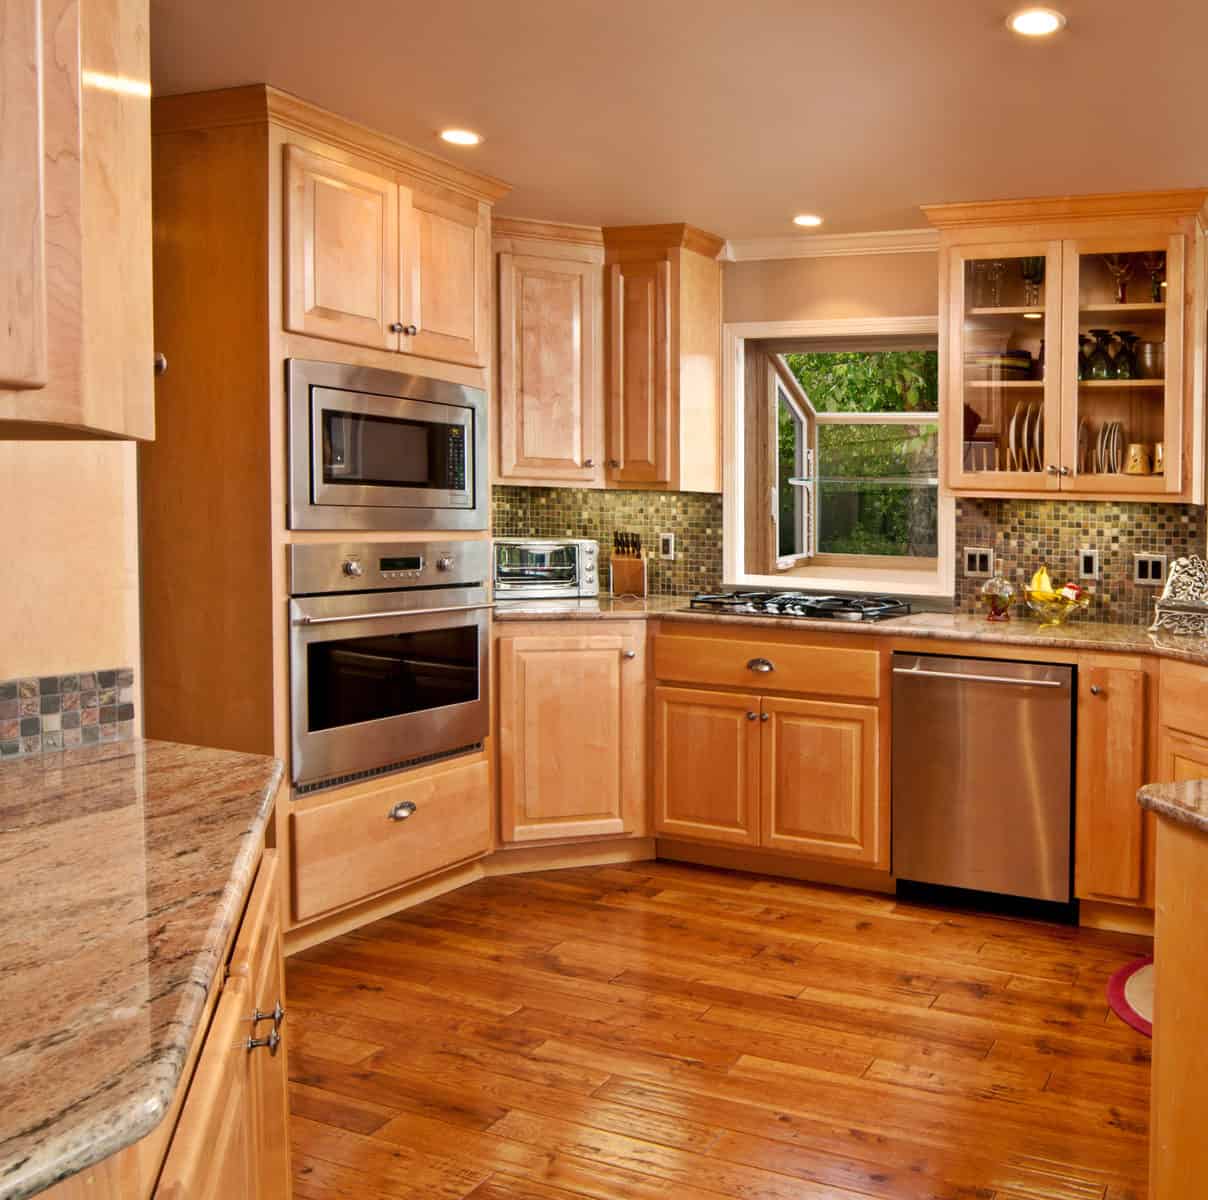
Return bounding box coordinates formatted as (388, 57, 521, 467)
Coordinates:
(793, 214, 824, 228)
(1007, 7, 1067, 36)
(440, 129, 482, 147)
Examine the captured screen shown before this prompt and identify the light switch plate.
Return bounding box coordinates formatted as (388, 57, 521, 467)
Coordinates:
(659, 532, 675, 560)
(964, 546, 994, 578)
(1134, 553, 1168, 587)
(1079, 548, 1101, 580)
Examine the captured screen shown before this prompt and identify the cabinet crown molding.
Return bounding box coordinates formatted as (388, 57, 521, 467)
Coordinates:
(923, 188, 1208, 230)
(493, 217, 605, 247)
(603, 223, 726, 260)
(151, 83, 512, 205)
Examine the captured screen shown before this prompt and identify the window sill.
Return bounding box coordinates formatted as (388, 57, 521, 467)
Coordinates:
(730, 563, 955, 598)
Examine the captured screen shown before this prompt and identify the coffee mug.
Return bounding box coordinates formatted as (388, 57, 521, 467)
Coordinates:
(1124, 443, 1153, 475)
(1154, 441, 1165, 475)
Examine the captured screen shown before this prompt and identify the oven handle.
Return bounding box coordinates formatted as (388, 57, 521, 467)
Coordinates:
(293, 602, 495, 627)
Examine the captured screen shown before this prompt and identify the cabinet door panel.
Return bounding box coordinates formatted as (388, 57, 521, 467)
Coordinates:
(654, 687, 759, 846)
(760, 697, 881, 864)
(1075, 665, 1147, 903)
(607, 260, 670, 483)
(499, 630, 644, 841)
(284, 144, 399, 350)
(402, 189, 489, 366)
(499, 252, 601, 482)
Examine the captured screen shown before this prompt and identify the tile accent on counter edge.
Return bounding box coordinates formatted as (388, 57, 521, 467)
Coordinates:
(0, 667, 135, 758)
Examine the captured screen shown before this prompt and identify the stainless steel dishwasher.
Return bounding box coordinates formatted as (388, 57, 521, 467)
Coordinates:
(892, 652, 1074, 903)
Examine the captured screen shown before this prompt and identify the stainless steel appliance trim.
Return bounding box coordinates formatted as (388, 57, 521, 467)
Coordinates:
(891, 665, 1064, 688)
(290, 539, 490, 596)
(294, 602, 495, 626)
(287, 358, 488, 532)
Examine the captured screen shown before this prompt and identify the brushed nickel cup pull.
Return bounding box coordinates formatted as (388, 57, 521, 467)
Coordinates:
(247, 1028, 281, 1055)
(747, 658, 774, 673)
(388, 800, 418, 821)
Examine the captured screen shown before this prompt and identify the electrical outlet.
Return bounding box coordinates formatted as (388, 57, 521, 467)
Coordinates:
(963, 546, 994, 578)
(659, 532, 676, 560)
(1078, 548, 1101, 580)
(1134, 553, 1168, 587)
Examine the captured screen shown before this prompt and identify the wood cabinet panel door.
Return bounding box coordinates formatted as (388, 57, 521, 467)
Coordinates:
(401, 188, 489, 367)
(284, 144, 399, 350)
(499, 630, 645, 841)
(1159, 726, 1208, 784)
(498, 252, 601, 482)
(759, 697, 881, 865)
(1075, 665, 1147, 904)
(653, 687, 760, 846)
(606, 260, 671, 483)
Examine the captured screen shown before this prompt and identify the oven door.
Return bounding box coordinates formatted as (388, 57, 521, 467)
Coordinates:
(290, 587, 490, 787)
(288, 359, 487, 531)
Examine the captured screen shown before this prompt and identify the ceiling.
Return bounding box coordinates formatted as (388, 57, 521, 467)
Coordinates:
(149, 0, 1208, 240)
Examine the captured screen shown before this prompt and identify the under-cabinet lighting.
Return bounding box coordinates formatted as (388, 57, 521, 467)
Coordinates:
(1022, 311, 1043, 320)
(81, 70, 151, 97)
(1006, 7, 1067, 36)
(792, 214, 824, 228)
(440, 129, 483, 146)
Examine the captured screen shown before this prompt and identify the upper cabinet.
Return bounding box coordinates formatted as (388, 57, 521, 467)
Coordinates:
(0, 0, 154, 439)
(285, 144, 493, 367)
(925, 191, 1208, 503)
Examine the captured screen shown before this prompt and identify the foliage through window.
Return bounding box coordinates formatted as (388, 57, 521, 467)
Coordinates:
(775, 349, 940, 562)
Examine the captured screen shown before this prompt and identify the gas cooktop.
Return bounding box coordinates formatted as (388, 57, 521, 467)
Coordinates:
(686, 591, 912, 622)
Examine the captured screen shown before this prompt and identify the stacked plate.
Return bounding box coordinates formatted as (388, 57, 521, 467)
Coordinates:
(1006, 401, 1044, 471)
(1097, 421, 1124, 473)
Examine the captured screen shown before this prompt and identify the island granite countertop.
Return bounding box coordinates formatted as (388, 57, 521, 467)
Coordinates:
(1138, 779, 1208, 832)
(0, 739, 283, 1200)
(493, 595, 1208, 665)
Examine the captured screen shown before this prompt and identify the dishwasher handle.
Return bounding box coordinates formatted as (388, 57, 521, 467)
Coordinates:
(892, 664, 1064, 689)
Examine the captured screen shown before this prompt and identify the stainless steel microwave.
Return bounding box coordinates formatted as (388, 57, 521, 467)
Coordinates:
(287, 359, 488, 531)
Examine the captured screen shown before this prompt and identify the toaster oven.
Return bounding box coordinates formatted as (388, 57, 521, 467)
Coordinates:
(493, 539, 599, 600)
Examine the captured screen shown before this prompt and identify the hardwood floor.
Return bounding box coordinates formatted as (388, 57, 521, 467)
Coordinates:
(286, 861, 1152, 1200)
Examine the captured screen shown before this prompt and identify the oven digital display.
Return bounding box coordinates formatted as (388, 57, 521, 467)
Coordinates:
(380, 555, 423, 573)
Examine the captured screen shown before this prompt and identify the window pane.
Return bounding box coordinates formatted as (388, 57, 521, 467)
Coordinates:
(777, 389, 805, 557)
(817, 423, 938, 557)
(781, 350, 938, 414)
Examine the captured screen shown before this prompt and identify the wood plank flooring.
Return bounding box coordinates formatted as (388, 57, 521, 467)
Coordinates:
(285, 861, 1152, 1200)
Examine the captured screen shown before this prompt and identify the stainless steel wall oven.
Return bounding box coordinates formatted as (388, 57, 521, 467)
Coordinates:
(288, 359, 488, 531)
(289, 540, 491, 789)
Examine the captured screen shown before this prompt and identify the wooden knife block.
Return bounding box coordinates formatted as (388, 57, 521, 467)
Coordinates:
(609, 557, 647, 597)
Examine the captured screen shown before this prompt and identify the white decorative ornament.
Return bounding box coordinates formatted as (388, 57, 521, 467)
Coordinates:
(1150, 554, 1208, 637)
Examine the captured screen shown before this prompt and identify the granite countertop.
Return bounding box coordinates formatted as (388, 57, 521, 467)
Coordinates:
(1139, 779, 1208, 832)
(0, 739, 283, 1200)
(494, 595, 1208, 665)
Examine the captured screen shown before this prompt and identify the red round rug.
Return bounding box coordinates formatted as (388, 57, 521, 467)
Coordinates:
(1107, 955, 1154, 1037)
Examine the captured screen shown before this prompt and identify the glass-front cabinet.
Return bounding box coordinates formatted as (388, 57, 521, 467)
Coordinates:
(930, 192, 1206, 503)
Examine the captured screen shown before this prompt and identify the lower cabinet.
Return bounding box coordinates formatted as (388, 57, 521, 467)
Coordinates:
(156, 850, 290, 1199)
(654, 686, 884, 866)
(498, 624, 646, 841)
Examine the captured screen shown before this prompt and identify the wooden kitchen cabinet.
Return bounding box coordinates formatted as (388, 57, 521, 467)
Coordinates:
(156, 850, 290, 1200)
(653, 686, 761, 846)
(760, 697, 881, 865)
(495, 220, 605, 484)
(925, 192, 1208, 503)
(498, 624, 646, 842)
(1075, 661, 1149, 905)
(0, 0, 154, 438)
(602, 224, 724, 492)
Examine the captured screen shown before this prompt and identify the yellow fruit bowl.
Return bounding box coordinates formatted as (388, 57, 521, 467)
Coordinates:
(1025, 590, 1091, 628)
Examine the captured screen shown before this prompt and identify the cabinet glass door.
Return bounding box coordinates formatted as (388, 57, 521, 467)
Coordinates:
(1060, 234, 1184, 495)
(947, 243, 1063, 491)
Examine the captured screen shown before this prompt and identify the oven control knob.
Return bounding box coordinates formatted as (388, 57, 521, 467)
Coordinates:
(436, 555, 454, 571)
(342, 559, 364, 578)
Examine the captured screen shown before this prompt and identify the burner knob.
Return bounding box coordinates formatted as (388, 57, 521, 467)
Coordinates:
(342, 559, 364, 578)
(436, 555, 454, 571)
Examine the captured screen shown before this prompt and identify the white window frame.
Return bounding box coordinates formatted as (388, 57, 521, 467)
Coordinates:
(723, 316, 955, 598)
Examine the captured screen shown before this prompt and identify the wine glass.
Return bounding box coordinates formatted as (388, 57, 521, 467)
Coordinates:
(985, 260, 1007, 307)
(1020, 257, 1045, 306)
(1102, 254, 1133, 304)
(1140, 251, 1166, 303)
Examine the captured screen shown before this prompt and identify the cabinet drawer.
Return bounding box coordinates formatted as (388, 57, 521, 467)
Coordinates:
(290, 758, 490, 922)
(1161, 658, 1208, 738)
(653, 634, 880, 700)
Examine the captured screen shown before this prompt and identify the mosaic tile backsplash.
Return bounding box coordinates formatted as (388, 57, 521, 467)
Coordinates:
(492, 486, 724, 595)
(0, 668, 135, 759)
(955, 499, 1204, 625)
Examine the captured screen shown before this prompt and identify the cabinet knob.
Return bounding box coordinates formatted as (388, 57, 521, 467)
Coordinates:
(746, 711, 758, 721)
(1046, 464, 1060, 475)
(389, 322, 404, 333)
(403, 324, 418, 336)
(623, 649, 636, 659)
(1090, 684, 1101, 695)
(247, 1028, 281, 1056)
(1059, 466, 1071, 476)
(154, 352, 168, 377)
(607, 459, 621, 469)
(388, 800, 418, 821)
(583, 458, 595, 468)
(760, 712, 770, 722)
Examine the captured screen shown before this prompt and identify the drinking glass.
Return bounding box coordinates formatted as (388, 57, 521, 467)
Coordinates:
(1020, 257, 1045, 306)
(1102, 254, 1133, 304)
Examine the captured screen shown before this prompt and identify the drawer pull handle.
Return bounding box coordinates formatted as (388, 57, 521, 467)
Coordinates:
(388, 800, 418, 821)
(747, 658, 775, 673)
(247, 1029, 281, 1056)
